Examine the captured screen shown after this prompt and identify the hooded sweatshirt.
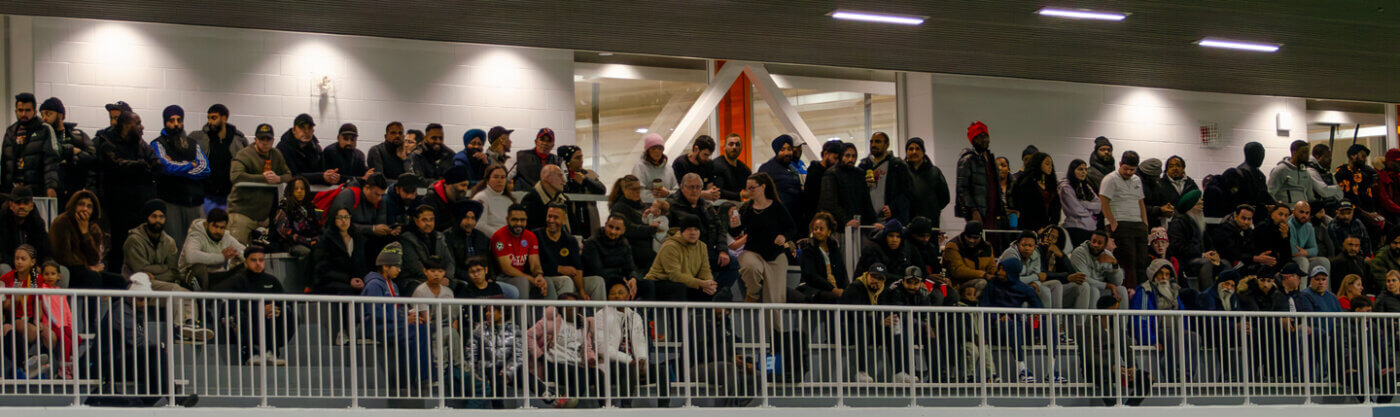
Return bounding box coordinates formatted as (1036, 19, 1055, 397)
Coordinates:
(1086, 136, 1114, 190)
(644, 233, 713, 288)
(1268, 156, 1339, 203)
(179, 218, 247, 275)
(123, 225, 180, 284)
(276, 129, 329, 184)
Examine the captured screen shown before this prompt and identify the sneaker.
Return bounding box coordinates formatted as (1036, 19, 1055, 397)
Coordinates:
(334, 331, 349, 346)
(989, 374, 1001, 383)
(24, 354, 50, 378)
(246, 353, 266, 366)
(1053, 373, 1068, 384)
(179, 322, 214, 343)
(1019, 371, 1036, 383)
(264, 350, 287, 366)
(552, 398, 578, 408)
(178, 393, 200, 407)
(894, 372, 920, 384)
(855, 371, 875, 383)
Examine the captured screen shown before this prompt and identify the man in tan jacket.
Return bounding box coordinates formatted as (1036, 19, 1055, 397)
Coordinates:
(227, 123, 292, 243)
(645, 216, 717, 301)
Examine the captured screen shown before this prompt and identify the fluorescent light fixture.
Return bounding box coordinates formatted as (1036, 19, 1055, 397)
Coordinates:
(635, 128, 649, 134)
(1197, 38, 1280, 52)
(1036, 7, 1127, 21)
(830, 10, 925, 25)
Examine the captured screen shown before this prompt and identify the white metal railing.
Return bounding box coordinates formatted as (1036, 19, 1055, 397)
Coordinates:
(0, 287, 1395, 408)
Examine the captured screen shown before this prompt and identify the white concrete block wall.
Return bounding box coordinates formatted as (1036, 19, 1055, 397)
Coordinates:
(917, 74, 1307, 230)
(29, 17, 575, 153)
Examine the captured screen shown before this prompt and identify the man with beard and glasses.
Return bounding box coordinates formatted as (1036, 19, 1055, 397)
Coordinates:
(411, 123, 455, 182)
(1085, 136, 1114, 194)
(322, 123, 371, 183)
(956, 122, 1001, 224)
(368, 122, 409, 180)
(2, 93, 59, 197)
(711, 133, 751, 202)
(453, 128, 489, 183)
(39, 97, 96, 204)
(179, 208, 247, 289)
(151, 105, 211, 247)
(189, 104, 247, 212)
(98, 110, 160, 272)
(123, 200, 213, 342)
(757, 134, 803, 223)
(821, 143, 878, 227)
(859, 131, 912, 224)
(906, 137, 950, 228)
(277, 113, 340, 186)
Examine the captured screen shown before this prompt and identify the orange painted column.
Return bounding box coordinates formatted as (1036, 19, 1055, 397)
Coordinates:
(715, 61, 753, 165)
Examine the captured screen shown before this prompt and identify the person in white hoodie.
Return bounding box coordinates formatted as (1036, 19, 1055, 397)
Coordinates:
(179, 208, 247, 289)
(594, 281, 648, 405)
(470, 164, 516, 236)
(630, 133, 676, 203)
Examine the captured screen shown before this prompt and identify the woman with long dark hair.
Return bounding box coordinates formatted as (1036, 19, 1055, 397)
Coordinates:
(1010, 152, 1060, 231)
(273, 176, 320, 256)
(607, 175, 661, 272)
(736, 173, 795, 304)
(796, 212, 849, 303)
(471, 164, 515, 235)
(1058, 159, 1101, 246)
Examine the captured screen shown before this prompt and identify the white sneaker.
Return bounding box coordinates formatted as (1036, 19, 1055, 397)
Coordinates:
(179, 322, 214, 343)
(25, 354, 50, 378)
(264, 350, 287, 366)
(246, 353, 265, 366)
(334, 332, 349, 346)
(855, 371, 875, 383)
(894, 372, 920, 384)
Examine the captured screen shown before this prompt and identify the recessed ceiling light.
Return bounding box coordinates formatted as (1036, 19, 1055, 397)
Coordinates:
(829, 10, 926, 25)
(635, 128, 649, 134)
(1036, 7, 1127, 21)
(1196, 38, 1281, 52)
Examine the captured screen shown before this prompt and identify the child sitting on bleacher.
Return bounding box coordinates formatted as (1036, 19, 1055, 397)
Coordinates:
(593, 280, 648, 406)
(466, 304, 524, 409)
(526, 293, 594, 408)
(642, 199, 670, 253)
(361, 243, 433, 392)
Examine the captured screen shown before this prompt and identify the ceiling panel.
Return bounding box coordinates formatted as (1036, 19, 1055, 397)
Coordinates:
(7, 0, 1397, 102)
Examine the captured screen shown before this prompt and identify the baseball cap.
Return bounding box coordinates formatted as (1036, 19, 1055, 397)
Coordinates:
(104, 101, 131, 112)
(293, 113, 315, 128)
(1309, 265, 1328, 278)
(867, 263, 888, 280)
(488, 126, 514, 143)
(396, 173, 427, 190)
(254, 123, 275, 140)
(338, 123, 358, 137)
(1280, 263, 1305, 277)
(536, 127, 555, 141)
(1338, 200, 1354, 211)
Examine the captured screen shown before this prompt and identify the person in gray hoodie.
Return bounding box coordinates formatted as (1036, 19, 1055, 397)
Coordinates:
(179, 208, 247, 289)
(1068, 230, 1128, 309)
(999, 230, 1069, 308)
(1268, 140, 1339, 205)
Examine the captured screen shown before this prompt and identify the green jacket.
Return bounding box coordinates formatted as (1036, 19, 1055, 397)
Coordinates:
(227, 146, 292, 220)
(123, 226, 180, 284)
(644, 234, 712, 289)
(1371, 246, 1400, 289)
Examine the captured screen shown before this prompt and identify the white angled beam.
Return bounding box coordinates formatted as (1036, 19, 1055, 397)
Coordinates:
(745, 64, 822, 161)
(663, 61, 748, 159)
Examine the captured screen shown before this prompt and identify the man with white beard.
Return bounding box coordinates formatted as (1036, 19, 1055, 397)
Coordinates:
(1166, 190, 1224, 290)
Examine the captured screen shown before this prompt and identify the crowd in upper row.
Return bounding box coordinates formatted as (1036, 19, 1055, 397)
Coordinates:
(4, 93, 1400, 326)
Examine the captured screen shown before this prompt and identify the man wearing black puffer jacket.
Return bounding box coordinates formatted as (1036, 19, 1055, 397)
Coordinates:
(583, 214, 641, 296)
(3, 93, 59, 196)
(277, 114, 340, 186)
(39, 97, 96, 203)
(819, 142, 877, 227)
(98, 110, 160, 273)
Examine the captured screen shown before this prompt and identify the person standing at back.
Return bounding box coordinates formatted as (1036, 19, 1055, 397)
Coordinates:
(189, 104, 247, 213)
(1099, 151, 1148, 288)
(151, 105, 210, 247)
(512, 128, 558, 189)
(955, 121, 1001, 224)
(905, 137, 950, 228)
(1085, 136, 1114, 193)
(710, 133, 751, 202)
(859, 132, 912, 224)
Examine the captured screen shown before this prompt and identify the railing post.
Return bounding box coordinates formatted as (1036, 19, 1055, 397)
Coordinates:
(1360, 316, 1373, 404)
(1113, 313, 1123, 407)
(436, 302, 446, 409)
(349, 300, 360, 408)
(681, 306, 693, 407)
(834, 309, 846, 407)
(166, 294, 177, 407)
(259, 298, 270, 407)
(1301, 316, 1312, 405)
(1240, 316, 1252, 405)
(70, 293, 80, 406)
(1047, 313, 1057, 407)
(759, 306, 770, 408)
(978, 311, 988, 408)
(1177, 314, 1187, 406)
(521, 304, 534, 409)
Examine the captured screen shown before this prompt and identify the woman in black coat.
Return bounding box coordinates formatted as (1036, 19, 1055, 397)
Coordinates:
(608, 176, 661, 273)
(312, 207, 368, 295)
(1009, 152, 1061, 231)
(796, 212, 849, 303)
